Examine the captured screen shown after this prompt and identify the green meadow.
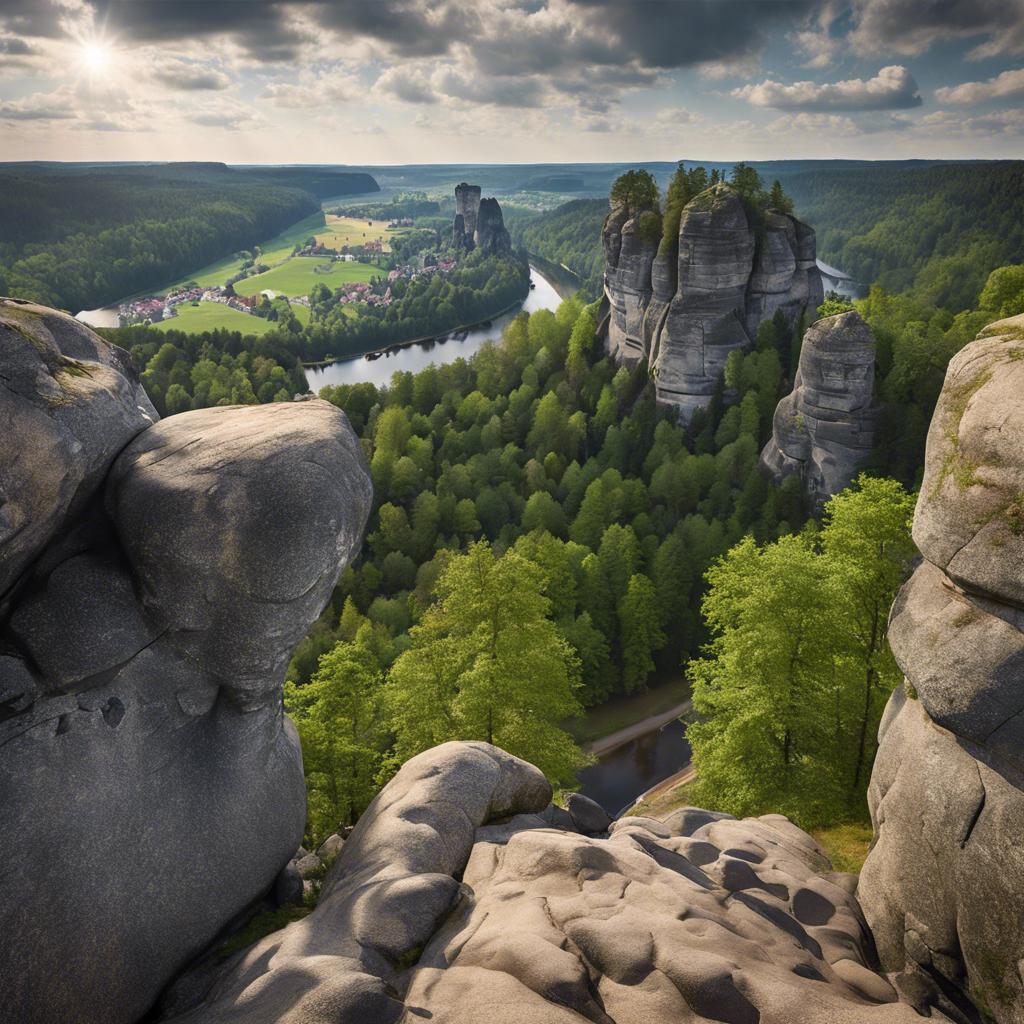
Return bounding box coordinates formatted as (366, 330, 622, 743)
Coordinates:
(151, 301, 309, 335)
(233, 258, 378, 298)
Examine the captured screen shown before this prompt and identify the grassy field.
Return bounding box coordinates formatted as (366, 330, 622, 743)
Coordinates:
(156, 212, 330, 294)
(565, 676, 691, 746)
(316, 214, 411, 253)
(233, 258, 378, 298)
(151, 301, 279, 335)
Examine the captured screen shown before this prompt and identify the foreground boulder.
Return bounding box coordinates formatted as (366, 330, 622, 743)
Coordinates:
(760, 309, 878, 506)
(602, 184, 823, 419)
(859, 313, 1024, 1022)
(0, 302, 372, 1024)
(163, 740, 939, 1023)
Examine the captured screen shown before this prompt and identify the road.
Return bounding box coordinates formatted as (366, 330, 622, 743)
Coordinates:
(584, 699, 693, 757)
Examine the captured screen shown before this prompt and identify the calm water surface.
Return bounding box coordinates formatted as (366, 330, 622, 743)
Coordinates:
(305, 266, 563, 389)
(578, 720, 691, 817)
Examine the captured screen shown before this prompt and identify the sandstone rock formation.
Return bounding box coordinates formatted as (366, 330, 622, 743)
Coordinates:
(760, 309, 878, 506)
(602, 183, 823, 419)
(0, 300, 372, 1024)
(453, 181, 481, 250)
(474, 196, 512, 255)
(452, 183, 510, 254)
(858, 313, 1024, 1023)
(163, 740, 939, 1023)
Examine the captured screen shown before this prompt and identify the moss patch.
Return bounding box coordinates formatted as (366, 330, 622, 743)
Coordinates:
(215, 905, 310, 962)
(811, 821, 874, 874)
(935, 365, 993, 494)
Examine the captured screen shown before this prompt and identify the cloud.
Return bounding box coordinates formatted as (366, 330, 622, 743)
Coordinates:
(0, 89, 76, 120)
(187, 100, 264, 130)
(0, 37, 34, 56)
(376, 66, 438, 104)
(733, 65, 922, 111)
(847, 0, 1024, 59)
(151, 58, 230, 91)
(935, 68, 1024, 105)
(261, 73, 360, 108)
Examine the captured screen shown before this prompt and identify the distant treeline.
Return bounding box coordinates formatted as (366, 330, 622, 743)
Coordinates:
(784, 161, 1024, 311)
(515, 161, 1024, 312)
(0, 163, 379, 310)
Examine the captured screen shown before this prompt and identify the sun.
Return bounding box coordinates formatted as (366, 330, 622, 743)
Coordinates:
(81, 42, 112, 74)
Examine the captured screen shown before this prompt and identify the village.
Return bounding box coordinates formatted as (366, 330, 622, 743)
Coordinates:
(117, 250, 458, 326)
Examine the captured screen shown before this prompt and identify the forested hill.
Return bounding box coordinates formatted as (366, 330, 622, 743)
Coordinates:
(511, 198, 607, 299)
(0, 163, 379, 311)
(784, 161, 1024, 311)
(517, 161, 1024, 310)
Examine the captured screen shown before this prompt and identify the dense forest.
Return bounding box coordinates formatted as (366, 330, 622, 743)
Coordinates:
(0, 163, 378, 311)
(785, 161, 1024, 311)
(511, 198, 606, 299)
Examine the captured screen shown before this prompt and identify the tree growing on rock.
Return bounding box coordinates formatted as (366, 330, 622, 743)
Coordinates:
(609, 169, 660, 214)
(384, 542, 588, 786)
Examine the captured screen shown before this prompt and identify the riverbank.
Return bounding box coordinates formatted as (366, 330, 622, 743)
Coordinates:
(301, 294, 528, 370)
(526, 251, 583, 300)
(585, 698, 692, 756)
(567, 676, 690, 748)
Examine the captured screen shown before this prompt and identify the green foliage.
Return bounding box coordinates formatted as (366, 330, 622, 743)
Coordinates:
(609, 169, 660, 214)
(384, 542, 588, 785)
(979, 264, 1024, 319)
(0, 165, 325, 310)
(660, 165, 710, 257)
(513, 199, 607, 300)
(285, 620, 393, 844)
(787, 161, 1024, 312)
(687, 475, 915, 828)
(817, 296, 856, 319)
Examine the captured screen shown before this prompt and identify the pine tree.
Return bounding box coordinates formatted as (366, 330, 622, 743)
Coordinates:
(618, 574, 665, 693)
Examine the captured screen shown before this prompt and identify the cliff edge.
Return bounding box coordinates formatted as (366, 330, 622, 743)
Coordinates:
(859, 313, 1024, 1023)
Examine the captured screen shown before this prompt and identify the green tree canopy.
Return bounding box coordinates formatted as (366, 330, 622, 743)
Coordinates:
(384, 542, 588, 785)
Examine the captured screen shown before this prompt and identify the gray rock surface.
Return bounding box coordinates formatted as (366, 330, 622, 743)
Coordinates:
(759, 310, 877, 506)
(601, 185, 823, 419)
(0, 297, 156, 602)
(453, 182, 481, 250)
(859, 314, 1024, 1023)
(0, 306, 372, 1024)
(164, 741, 937, 1024)
(474, 197, 512, 255)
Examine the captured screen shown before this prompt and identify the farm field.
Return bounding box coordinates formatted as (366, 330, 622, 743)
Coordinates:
(233, 257, 379, 298)
(151, 301, 279, 335)
(316, 214, 410, 252)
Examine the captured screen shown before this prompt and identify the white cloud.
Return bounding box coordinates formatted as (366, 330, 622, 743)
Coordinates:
(733, 65, 922, 111)
(935, 68, 1024, 105)
(151, 58, 231, 92)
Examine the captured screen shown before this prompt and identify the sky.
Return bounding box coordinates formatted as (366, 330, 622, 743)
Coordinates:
(0, 0, 1022, 164)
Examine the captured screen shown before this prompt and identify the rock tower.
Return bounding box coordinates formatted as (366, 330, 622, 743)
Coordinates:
(602, 183, 823, 420)
(760, 309, 878, 507)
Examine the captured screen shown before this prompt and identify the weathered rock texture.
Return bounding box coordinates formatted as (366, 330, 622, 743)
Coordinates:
(859, 313, 1024, 1023)
(0, 301, 372, 1024)
(452, 183, 510, 255)
(453, 181, 482, 250)
(164, 740, 939, 1023)
(474, 196, 512, 255)
(760, 309, 878, 506)
(603, 184, 823, 419)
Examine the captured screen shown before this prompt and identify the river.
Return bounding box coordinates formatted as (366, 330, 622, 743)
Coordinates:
(577, 719, 691, 817)
(304, 265, 564, 389)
